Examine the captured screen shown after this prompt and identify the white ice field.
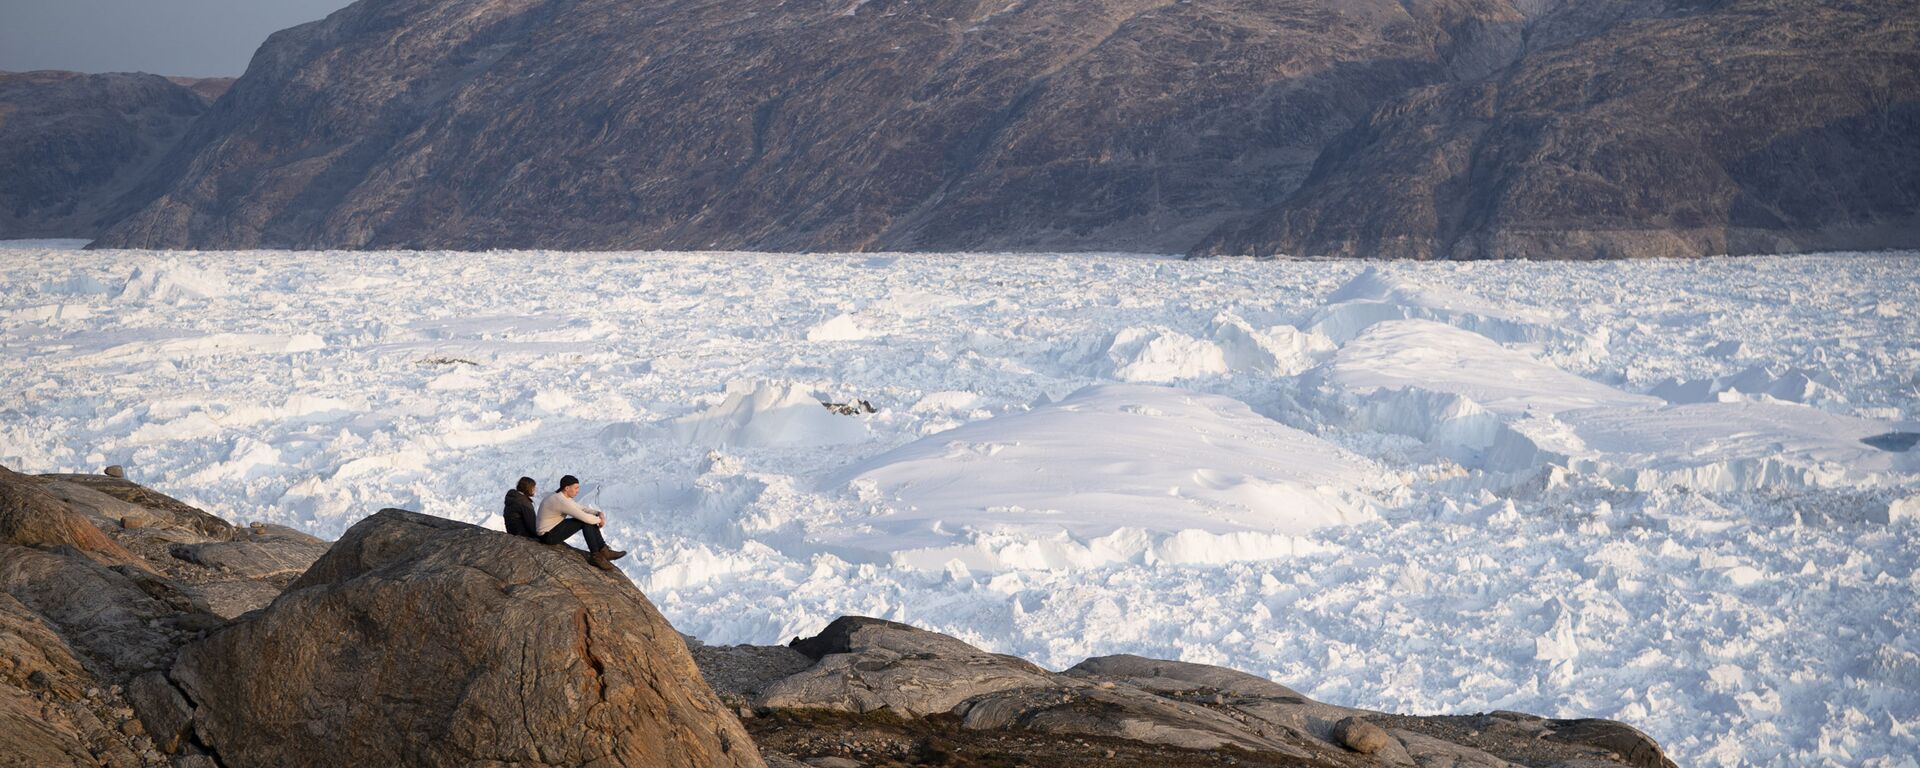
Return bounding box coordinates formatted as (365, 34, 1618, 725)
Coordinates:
(3, 243, 1917, 766)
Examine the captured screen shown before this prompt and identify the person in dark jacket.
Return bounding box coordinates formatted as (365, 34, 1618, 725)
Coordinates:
(503, 477, 539, 538)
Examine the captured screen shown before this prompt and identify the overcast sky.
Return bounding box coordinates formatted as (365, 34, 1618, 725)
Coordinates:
(0, 0, 354, 78)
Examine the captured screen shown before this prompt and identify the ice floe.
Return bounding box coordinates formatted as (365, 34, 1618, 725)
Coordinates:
(828, 384, 1382, 570)
(672, 381, 871, 447)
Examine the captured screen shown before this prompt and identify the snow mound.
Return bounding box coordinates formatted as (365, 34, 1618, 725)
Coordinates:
(1097, 319, 1333, 382)
(128, 395, 357, 444)
(1209, 313, 1334, 375)
(1102, 327, 1228, 382)
(910, 391, 982, 413)
(117, 259, 230, 303)
(40, 273, 113, 297)
(1308, 267, 1570, 346)
(671, 381, 870, 447)
(1310, 320, 1917, 490)
(806, 312, 876, 341)
(1649, 364, 1849, 410)
(1310, 320, 1661, 418)
(1562, 401, 1917, 491)
(828, 384, 1383, 571)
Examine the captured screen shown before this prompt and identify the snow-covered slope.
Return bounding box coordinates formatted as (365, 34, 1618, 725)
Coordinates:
(828, 383, 1382, 570)
(2, 244, 1916, 766)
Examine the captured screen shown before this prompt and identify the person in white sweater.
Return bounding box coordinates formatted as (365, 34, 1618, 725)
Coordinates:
(537, 474, 626, 571)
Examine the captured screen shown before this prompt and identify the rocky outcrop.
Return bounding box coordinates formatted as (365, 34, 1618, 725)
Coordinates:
(163, 508, 764, 768)
(1198, 0, 1920, 259)
(2, 468, 766, 767)
(0, 465, 300, 767)
(0, 591, 144, 768)
(0, 71, 221, 239)
(703, 616, 1679, 767)
(762, 616, 1059, 716)
(0, 466, 137, 563)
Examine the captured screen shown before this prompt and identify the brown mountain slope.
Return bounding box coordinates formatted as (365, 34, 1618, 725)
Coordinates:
(83, 0, 1920, 256)
(92, 0, 1536, 252)
(1196, 0, 1920, 259)
(0, 71, 219, 239)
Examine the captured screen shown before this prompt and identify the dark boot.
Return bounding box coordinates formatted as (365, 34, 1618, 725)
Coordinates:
(588, 548, 619, 572)
(600, 547, 627, 561)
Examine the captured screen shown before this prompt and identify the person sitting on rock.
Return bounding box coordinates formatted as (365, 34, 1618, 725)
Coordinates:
(537, 474, 626, 571)
(502, 476, 539, 538)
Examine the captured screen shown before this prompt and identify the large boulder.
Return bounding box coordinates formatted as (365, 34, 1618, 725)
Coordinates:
(760, 616, 1057, 717)
(164, 508, 763, 768)
(0, 465, 322, 768)
(0, 466, 136, 564)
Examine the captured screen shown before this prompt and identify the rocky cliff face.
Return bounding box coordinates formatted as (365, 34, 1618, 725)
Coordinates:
(0, 72, 224, 240)
(89, 0, 1531, 252)
(0, 466, 322, 767)
(1198, 0, 1920, 259)
(84, 0, 1918, 256)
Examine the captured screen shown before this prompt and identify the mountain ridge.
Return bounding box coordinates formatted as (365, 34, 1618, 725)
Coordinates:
(2, 0, 1912, 257)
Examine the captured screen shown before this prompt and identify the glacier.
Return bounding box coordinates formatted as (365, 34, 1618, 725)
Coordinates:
(2, 242, 1916, 766)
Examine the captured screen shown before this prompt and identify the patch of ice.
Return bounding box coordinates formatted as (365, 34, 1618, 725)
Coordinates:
(4, 304, 96, 322)
(125, 395, 357, 444)
(77, 333, 325, 365)
(671, 381, 870, 447)
(1888, 495, 1920, 526)
(1649, 364, 1849, 410)
(427, 369, 487, 391)
(828, 384, 1382, 571)
(1310, 320, 1662, 418)
(1307, 266, 1572, 346)
(911, 390, 982, 413)
(1209, 312, 1334, 376)
(39, 273, 113, 296)
(1563, 401, 1917, 491)
(1103, 327, 1229, 382)
(806, 312, 876, 341)
(117, 259, 230, 303)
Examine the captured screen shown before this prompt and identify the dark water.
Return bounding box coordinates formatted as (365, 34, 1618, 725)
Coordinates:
(1861, 432, 1920, 451)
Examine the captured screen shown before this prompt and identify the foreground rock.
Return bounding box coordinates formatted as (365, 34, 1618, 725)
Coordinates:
(2, 468, 764, 767)
(160, 508, 763, 767)
(701, 617, 1678, 767)
(0, 466, 295, 767)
